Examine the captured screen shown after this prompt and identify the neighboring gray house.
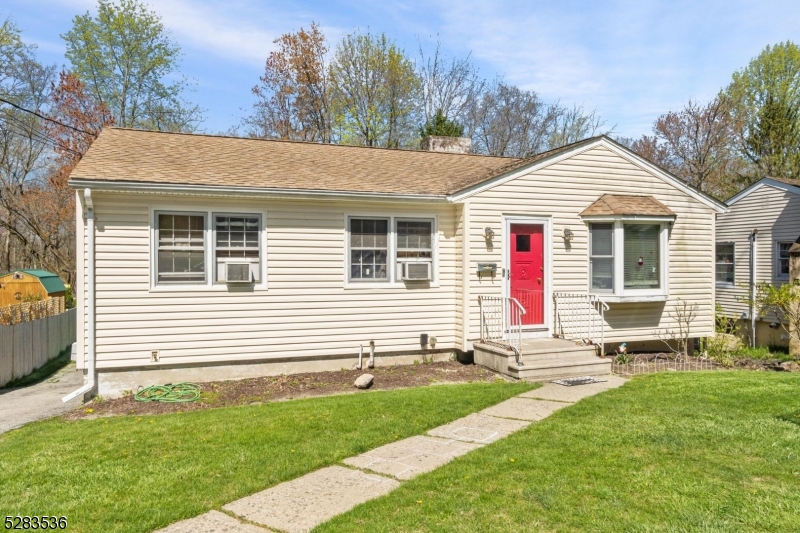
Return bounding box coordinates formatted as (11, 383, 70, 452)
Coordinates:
(716, 177, 800, 347)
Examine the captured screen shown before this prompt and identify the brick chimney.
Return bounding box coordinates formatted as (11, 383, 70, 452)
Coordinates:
(421, 136, 472, 154)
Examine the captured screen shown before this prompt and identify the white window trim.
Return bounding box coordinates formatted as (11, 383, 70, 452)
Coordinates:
(344, 213, 439, 289)
(153, 210, 208, 286)
(775, 240, 792, 281)
(149, 206, 267, 292)
(586, 219, 670, 302)
(715, 241, 735, 288)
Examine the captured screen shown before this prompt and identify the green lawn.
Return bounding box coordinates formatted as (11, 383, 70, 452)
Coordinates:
(0, 381, 533, 533)
(317, 372, 800, 533)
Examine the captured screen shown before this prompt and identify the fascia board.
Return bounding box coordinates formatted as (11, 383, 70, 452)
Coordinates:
(726, 178, 800, 206)
(68, 179, 449, 203)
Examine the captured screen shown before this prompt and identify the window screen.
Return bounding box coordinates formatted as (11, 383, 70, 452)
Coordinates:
(397, 220, 433, 259)
(589, 223, 614, 292)
(350, 219, 388, 280)
(715, 242, 734, 285)
(157, 213, 206, 283)
(623, 224, 660, 289)
(777, 242, 792, 279)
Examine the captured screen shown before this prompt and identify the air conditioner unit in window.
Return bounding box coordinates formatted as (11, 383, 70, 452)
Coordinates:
(226, 263, 252, 283)
(400, 261, 432, 281)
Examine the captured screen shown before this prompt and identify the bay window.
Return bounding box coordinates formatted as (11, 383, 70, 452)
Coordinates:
(587, 220, 670, 300)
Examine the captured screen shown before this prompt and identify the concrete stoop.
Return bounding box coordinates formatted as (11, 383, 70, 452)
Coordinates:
(474, 338, 611, 381)
(157, 376, 628, 533)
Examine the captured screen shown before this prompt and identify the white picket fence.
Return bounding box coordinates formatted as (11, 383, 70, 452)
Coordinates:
(0, 308, 76, 388)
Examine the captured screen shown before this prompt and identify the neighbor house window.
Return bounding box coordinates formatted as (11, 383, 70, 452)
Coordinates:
(347, 216, 436, 284)
(587, 221, 668, 298)
(349, 218, 389, 281)
(776, 241, 792, 280)
(156, 213, 206, 283)
(214, 214, 262, 283)
(589, 223, 614, 292)
(623, 224, 661, 290)
(715, 242, 735, 286)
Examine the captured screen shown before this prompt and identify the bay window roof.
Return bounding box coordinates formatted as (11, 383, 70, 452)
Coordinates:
(580, 194, 676, 218)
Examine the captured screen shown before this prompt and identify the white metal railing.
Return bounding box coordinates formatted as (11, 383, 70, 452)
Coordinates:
(478, 295, 525, 363)
(553, 292, 609, 354)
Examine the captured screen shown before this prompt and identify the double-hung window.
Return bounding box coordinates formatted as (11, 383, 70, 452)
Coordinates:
(349, 218, 389, 281)
(347, 216, 435, 284)
(153, 211, 264, 287)
(776, 241, 792, 281)
(587, 221, 669, 300)
(715, 242, 735, 286)
(156, 213, 207, 284)
(215, 215, 262, 283)
(589, 223, 614, 292)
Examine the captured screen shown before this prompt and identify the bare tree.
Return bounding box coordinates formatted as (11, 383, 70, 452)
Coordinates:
(548, 104, 609, 149)
(629, 96, 743, 199)
(417, 40, 484, 130)
(466, 81, 561, 157)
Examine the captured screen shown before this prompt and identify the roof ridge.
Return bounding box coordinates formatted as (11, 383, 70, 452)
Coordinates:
(104, 127, 520, 161)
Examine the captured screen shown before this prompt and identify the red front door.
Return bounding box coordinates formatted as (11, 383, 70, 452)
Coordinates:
(510, 224, 544, 325)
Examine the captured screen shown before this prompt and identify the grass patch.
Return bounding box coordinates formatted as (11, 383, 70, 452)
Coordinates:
(317, 372, 800, 533)
(735, 345, 793, 361)
(1, 348, 72, 390)
(0, 381, 532, 532)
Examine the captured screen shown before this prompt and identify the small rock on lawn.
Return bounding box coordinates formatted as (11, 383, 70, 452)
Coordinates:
(354, 374, 374, 389)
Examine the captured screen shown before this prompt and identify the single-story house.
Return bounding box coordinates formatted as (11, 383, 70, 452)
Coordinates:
(716, 177, 800, 346)
(65, 128, 727, 398)
(0, 269, 67, 308)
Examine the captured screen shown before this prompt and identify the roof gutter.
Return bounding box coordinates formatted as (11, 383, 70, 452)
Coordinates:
(67, 179, 449, 203)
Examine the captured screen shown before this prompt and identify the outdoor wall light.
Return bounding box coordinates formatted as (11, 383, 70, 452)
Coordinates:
(563, 227, 574, 242)
(484, 227, 495, 241)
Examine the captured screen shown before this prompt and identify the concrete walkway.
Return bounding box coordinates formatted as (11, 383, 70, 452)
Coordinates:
(158, 376, 627, 533)
(0, 363, 84, 434)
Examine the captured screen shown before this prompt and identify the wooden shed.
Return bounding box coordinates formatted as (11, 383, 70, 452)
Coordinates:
(0, 269, 67, 307)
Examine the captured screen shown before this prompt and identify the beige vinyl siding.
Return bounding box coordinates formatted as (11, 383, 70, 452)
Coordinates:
(85, 192, 459, 369)
(716, 184, 800, 320)
(464, 145, 717, 343)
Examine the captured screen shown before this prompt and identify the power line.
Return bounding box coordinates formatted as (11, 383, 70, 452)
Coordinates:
(0, 115, 84, 157)
(0, 97, 95, 136)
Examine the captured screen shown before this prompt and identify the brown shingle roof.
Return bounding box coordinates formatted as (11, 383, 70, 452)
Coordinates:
(70, 128, 526, 196)
(580, 194, 676, 217)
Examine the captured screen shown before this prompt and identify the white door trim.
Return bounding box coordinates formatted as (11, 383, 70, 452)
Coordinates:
(503, 215, 552, 338)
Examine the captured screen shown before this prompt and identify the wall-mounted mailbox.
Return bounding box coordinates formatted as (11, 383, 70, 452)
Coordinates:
(477, 263, 497, 275)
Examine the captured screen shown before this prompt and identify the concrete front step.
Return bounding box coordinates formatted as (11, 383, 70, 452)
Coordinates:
(508, 358, 611, 381)
(474, 340, 610, 382)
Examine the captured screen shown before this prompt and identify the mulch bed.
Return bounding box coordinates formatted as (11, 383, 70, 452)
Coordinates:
(66, 361, 503, 420)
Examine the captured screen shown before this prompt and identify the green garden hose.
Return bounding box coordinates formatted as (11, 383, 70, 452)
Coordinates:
(134, 382, 201, 403)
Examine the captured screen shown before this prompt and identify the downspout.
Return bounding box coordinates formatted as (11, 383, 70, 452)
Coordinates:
(63, 189, 95, 402)
(748, 229, 758, 348)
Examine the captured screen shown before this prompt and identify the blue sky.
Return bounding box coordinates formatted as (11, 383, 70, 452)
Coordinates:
(4, 0, 799, 139)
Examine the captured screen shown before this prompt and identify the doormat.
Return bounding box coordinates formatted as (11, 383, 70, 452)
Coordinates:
(551, 376, 608, 387)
